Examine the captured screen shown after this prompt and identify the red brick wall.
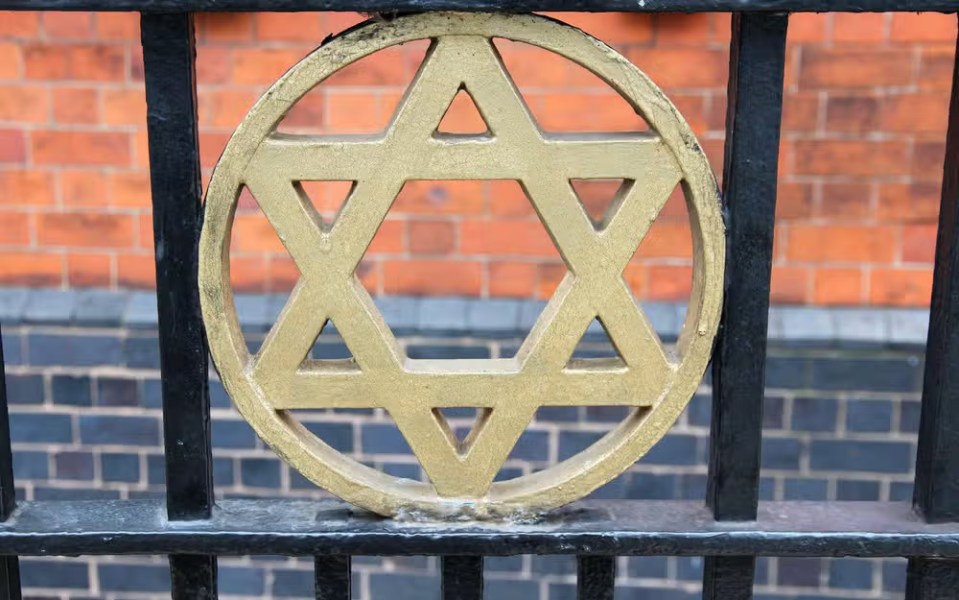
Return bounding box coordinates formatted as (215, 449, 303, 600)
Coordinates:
(0, 11, 955, 306)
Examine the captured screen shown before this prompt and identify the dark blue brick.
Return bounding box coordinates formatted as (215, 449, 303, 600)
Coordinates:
(809, 357, 920, 393)
(21, 559, 89, 589)
(6, 374, 43, 404)
(310, 341, 352, 359)
(99, 564, 170, 593)
(643, 434, 700, 465)
(289, 469, 314, 490)
(882, 559, 907, 592)
(829, 559, 873, 590)
(218, 565, 266, 596)
(784, 478, 828, 500)
(54, 451, 94, 480)
(676, 556, 704, 580)
(761, 437, 803, 470)
(584, 405, 631, 422)
(209, 380, 232, 409)
(763, 396, 785, 429)
(361, 423, 412, 455)
(96, 378, 138, 407)
(486, 556, 524, 573)
(777, 557, 821, 587)
(51, 375, 92, 406)
(35, 487, 119, 500)
(101, 453, 139, 483)
(900, 400, 921, 433)
(213, 456, 235, 486)
(13, 451, 48, 479)
(678, 474, 707, 500)
(241, 458, 281, 488)
(303, 421, 353, 452)
(759, 476, 776, 500)
(532, 555, 575, 575)
(810, 440, 912, 473)
(846, 399, 894, 433)
(406, 344, 490, 359)
(617, 587, 698, 600)
(756, 557, 771, 585)
(764, 356, 808, 389)
(588, 474, 628, 499)
(625, 472, 677, 500)
(558, 431, 601, 460)
(213, 419, 258, 449)
(147, 454, 165, 485)
(686, 393, 710, 427)
(890, 481, 913, 501)
(382, 462, 421, 479)
(837, 479, 880, 500)
(626, 556, 669, 579)
(142, 379, 163, 409)
(484, 577, 539, 600)
(369, 573, 439, 600)
(1, 333, 21, 366)
(791, 397, 837, 432)
(28, 334, 122, 367)
(11, 413, 72, 444)
(533, 406, 578, 422)
(508, 429, 549, 461)
(123, 336, 160, 369)
(80, 415, 159, 446)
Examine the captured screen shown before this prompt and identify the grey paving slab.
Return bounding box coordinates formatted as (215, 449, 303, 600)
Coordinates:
(832, 308, 887, 344)
(417, 297, 468, 334)
(467, 299, 521, 337)
(518, 300, 549, 330)
(23, 289, 77, 324)
(123, 292, 159, 329)
(779, 307, 836, 341)
(643, 302, 682, 339)
(374, 296, 419, 334)
(74, 290, 130, 326)
(888, 309, 929, 345)
(234, 295, 271, 331)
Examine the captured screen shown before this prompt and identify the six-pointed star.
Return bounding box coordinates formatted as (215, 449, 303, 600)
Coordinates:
(242, 34, 685, 498)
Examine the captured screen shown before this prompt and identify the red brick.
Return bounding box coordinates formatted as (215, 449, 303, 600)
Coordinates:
(870, 268, 933, 306)
(0, 12, 39, 38)
(825, 95, 880, 133)
(890, 13, 957, 43)
(325, 92, 385, 134)
(787, 13, 829, 44)
(196, 47, 232, 84)
(818, 183, 872, 220)
(43, 12, 95, 39)
(96, 13, 140, 40)
(782, 93, 820, 132)
(793, 140, 909, 177)
(110, 171, 152, 208)
(38, 212, 136, 248)
(489, 261, 536, 298)
(460, 220, 558, 257)
(52, 87, 99, 124)
(651, 13, 714, 47)
(626, 48, 729, 90)
(197, 13, 254, 43)
(770, 266, 810, 304)
(256, 13, 325, 42)
(800, 48, 914, 89)
(268, 256, 301, 292)
(229, 256, 268, 293)
(787, 225, 897, 263)
(383, 259, 482, 296)
(394, 180, 485, 216)
(0, 43, 20, 79)
(877, 183, 940, 224)
(533, 93, 648, 133)
(367, 220, 404, 255)
(61, 170, 110, 207)
(918, 47, 956, 91)
(409, 220, 455, 255)
(201, 89, 258, 129)
(0, 129, 26, 163)
(902, 225, 937, 264)
(645, 264, 693, 301)
(833, 13, 888, 44)
(0, 85, 49, 123)
(437, 90, 488, 134)
(232, 48, 305, 85)
(776, 182, 814, 221)
(0, 170, 56, 205)
(635, 221, 693, 259)
(103, 88, 147, 126)
(32, 130, 131, 167)
(814, 267, 863, 305)
(488, 180, 535, 217)
(67, 253, 113, 287)
(547, 12, 653, 45)
(117, 254, 155, 289)
(232, 214, 286, 253)
(880, 93, 950, 134)
(0, 252, 62, 286)
(496, 39, 572, 89)
(198, 132, 231, 169)
(536, 262, 567, 300)
(912, 140, 946, 181)
(325, 47, 407, 87)
(0, 210, 30, 245)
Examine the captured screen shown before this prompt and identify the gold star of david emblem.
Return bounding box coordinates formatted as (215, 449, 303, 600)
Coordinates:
(200, 12, 725, 518)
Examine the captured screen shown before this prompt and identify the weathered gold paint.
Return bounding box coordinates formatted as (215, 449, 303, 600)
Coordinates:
(199, 12, 725, 518)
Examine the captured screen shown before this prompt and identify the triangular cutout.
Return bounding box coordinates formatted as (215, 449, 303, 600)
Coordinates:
(435, 86, 490, 136)
(299, 318, 359, 372)
(295, 180, 356, 233)
(570, 179, 633, 231)
(565, 317, 626, 370)
(431, 407, 492, 457)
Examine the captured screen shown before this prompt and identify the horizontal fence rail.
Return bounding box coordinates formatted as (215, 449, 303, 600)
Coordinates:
(0, 0, 956, 11)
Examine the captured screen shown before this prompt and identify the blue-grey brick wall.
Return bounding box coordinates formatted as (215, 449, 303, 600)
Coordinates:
(0, 289, 927, 600)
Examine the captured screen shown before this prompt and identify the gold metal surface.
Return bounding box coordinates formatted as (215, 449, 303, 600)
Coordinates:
(200, 12, 725, 518)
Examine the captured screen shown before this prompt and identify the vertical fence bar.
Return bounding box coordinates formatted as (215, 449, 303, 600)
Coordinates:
(703, 12, 789, 600)
(140, 12, 217, 600)
(315, 556, 351, 600)
(577, 556, 615, 600)
(441, 556, 484, 600)
(0, 326, 20, 600)
(906, 15, 959, 599)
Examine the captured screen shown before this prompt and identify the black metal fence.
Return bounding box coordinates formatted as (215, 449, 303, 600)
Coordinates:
(0, 2, 956, 600)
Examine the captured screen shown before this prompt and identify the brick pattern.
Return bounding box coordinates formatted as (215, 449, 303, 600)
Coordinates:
(0, 12, 955, 305)
(1, 296, 925, 599)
